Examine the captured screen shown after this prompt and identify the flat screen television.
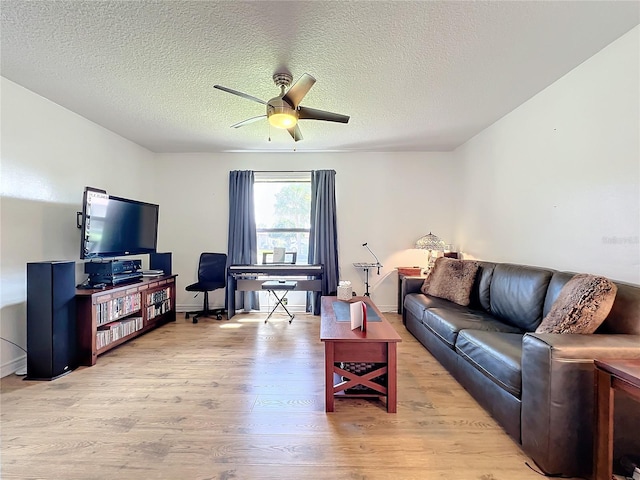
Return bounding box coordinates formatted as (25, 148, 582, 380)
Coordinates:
(80, 187, 159, 259)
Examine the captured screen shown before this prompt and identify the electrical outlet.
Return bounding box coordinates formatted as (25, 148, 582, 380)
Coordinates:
(282, 298, 288, 306)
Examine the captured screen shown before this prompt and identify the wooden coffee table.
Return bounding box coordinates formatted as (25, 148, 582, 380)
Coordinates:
(594, 359, 640, 480)
(320, 296, 402, 413)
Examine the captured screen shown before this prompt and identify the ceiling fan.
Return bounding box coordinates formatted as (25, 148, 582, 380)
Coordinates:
(214, 72, 350, 142)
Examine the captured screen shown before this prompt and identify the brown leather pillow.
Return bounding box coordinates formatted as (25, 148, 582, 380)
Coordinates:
(535, 274, 617, 334)
(420, 257, 479, 306)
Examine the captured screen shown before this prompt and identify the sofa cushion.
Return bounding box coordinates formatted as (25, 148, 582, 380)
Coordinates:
(490, 264, 554, 331)
(455, 330, 524, 398)
(403, 293, 456, 321)
(536, 274, 617, 334)
(543, 271, 576, 317)
(599, 281, 640, 335)
(421, 258, 480, 306)
(468, 261, 496, 312)
(423, 307, 524, 349)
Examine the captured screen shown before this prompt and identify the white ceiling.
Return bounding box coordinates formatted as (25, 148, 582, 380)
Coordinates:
(1, 1, 638, 153)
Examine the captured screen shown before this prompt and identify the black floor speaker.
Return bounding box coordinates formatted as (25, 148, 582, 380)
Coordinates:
(150, 252, 172, 275)
(26, 261, 77, 380)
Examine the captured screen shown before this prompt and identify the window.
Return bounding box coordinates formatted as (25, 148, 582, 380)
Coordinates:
(254, 171, 311, 264)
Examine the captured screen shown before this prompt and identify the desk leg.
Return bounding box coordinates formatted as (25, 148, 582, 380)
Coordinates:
(594, 368, 614, 480)
(325, 342, 335, 412)
(387, 342, 397, 413)
(313, 291, 322, 315)
(226, 275, 236, 319)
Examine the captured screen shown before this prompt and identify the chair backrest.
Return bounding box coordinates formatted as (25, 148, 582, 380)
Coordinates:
(198, 253, 227, 284)
(262, 251, 297, 264)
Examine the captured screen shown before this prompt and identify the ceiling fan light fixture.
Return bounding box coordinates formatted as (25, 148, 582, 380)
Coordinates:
(268, 111, 297, 129)
(215, 72, 348, 141)
(267, 100, 298, 129)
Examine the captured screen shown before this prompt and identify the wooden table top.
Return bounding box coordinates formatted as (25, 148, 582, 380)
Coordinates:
(320, 296, 402, 343)
(595, 359, 640, 388)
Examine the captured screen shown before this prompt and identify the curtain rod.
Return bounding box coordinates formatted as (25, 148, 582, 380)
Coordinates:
(253, 170, 313, 173)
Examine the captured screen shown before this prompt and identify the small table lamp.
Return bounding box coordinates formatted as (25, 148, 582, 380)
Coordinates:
(415, 232, 445, 272)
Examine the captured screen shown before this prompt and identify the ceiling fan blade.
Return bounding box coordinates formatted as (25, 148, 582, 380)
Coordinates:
(230, 115, 267, 128)
(287, 124, 303, 142)
(214, 85, 268, 105)
(297, 106, 350, 123)
(282, 73, 316, 108)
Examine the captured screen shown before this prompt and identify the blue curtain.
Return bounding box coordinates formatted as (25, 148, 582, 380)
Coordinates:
(227, 170, 259, 311)
(307, 170, 339, 313)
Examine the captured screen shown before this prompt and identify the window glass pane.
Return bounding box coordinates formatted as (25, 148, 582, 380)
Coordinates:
(254, 178, 311, 264)
(254, 183, 310, 229)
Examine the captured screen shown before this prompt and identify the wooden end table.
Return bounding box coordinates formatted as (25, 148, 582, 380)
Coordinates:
(320, 296, 402, 413)
(594, 359, 640, 480)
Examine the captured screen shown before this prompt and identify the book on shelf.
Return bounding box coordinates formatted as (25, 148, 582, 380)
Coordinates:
(96, 316, 143, 348)
(96, 292, 141, 326)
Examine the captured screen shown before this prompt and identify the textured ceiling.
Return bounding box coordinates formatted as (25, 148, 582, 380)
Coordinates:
(1, 1, 639, 153)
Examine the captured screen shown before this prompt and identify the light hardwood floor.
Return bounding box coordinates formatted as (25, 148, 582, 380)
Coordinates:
(1, 310, 579, 480)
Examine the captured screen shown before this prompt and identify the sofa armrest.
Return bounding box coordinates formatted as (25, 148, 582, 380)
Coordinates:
(521, 333, 640, 477)
(401, 276, 426, 323)
(402, 276, 425, 296)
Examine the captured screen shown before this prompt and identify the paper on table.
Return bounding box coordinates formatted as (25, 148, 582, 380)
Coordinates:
(273, 247, 286, 263)
(350, 300, 367, 332)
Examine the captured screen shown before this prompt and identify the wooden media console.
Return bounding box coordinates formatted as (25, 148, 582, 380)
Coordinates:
(75, 275, 177, 366)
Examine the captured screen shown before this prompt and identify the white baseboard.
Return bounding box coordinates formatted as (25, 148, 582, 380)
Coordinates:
(1, 354, 26, 378)
(177, 303, 397, 314)
(177, 303, 309, 313)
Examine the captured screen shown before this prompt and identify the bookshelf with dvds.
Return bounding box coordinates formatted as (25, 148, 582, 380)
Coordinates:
(76, 275, 177, 366)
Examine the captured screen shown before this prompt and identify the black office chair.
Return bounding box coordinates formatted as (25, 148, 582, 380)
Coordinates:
(185, 252, 227, 323)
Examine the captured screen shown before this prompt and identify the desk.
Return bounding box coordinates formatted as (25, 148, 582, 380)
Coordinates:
(227, 264, 324, 319)
(594, 359, 640, 480)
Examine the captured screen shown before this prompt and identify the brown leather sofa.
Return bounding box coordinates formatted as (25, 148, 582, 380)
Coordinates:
(402, 262, 640, 478)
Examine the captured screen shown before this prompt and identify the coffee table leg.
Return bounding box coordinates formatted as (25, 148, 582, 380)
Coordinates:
(387, 342, 397, 413)
(594, 368, 614, 480)
(325, 342, 335, 412)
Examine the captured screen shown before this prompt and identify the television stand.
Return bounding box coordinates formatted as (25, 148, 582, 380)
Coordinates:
(75, 274, 177, 366)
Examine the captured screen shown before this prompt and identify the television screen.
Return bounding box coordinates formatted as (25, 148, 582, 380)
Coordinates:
(80, 187, 159, 259)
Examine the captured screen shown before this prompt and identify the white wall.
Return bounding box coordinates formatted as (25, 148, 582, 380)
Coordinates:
(455, 26, 640, 284)
(154, 152, 459, 314)
(0, 78, 155, 376)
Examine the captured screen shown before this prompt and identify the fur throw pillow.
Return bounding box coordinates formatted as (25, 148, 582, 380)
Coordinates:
(535, 274, 617, 334)
(421, 257, 479, 306)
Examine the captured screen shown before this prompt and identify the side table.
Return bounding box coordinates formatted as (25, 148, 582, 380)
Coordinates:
(594, 359, 640, 480)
